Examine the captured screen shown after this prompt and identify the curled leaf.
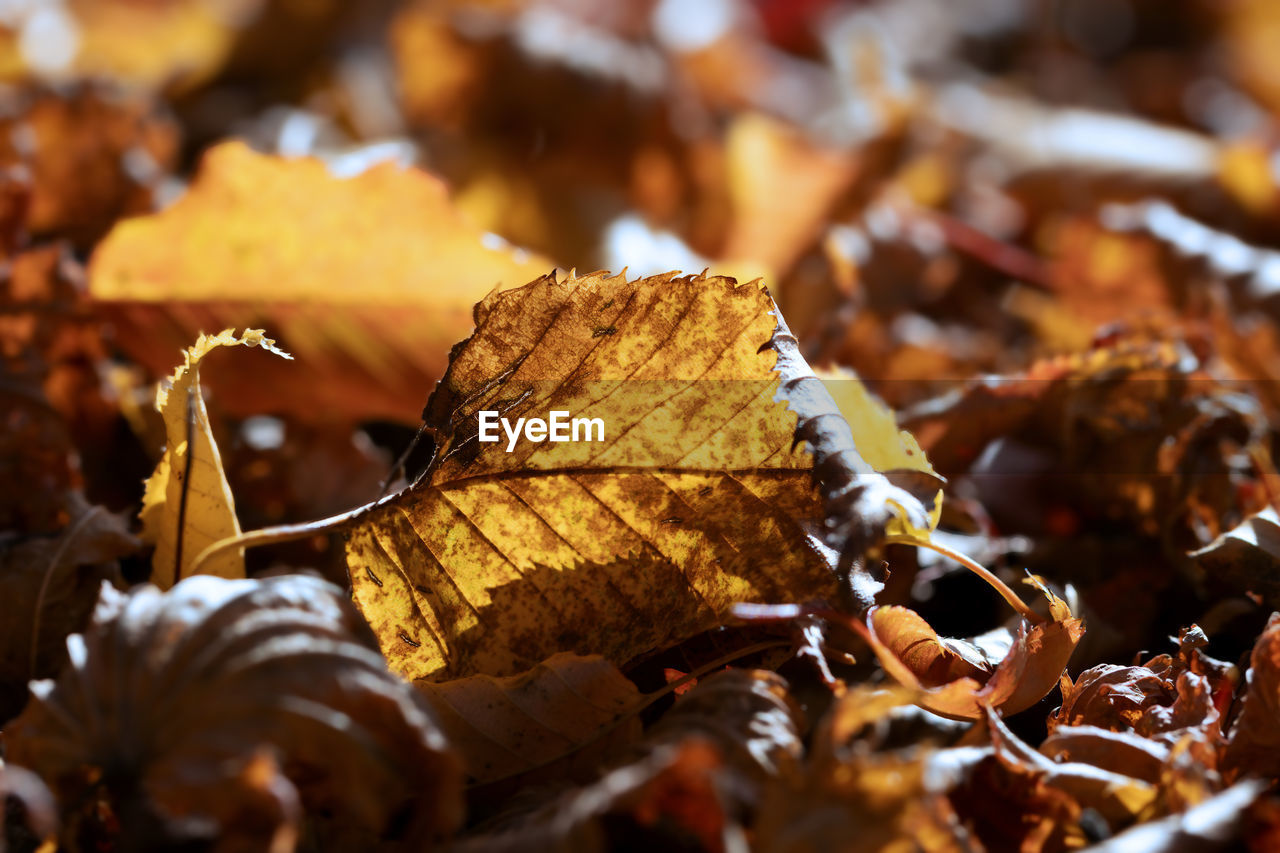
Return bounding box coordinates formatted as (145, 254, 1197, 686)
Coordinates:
(856, 578, 1084, 719)
(6, 574, 464, 851)
(1191, 507, 1280, 609)
(985, 707, 1157, 832)
(138, 328, 291, 589)
(1051, 629, 1227, 742)
(1223, 612, 1280, 781)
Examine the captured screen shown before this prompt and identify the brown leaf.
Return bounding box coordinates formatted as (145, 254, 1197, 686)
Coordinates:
(0, 241, 90, 534)
(984, 707, 1157, 834)
(1040, 726, 1170, 785)
(855, 578, 1083, 720)
(1080, 780, 1269, 853)
(5, 574, 464, 850)
(453, 740, 731, 853)
(1223, 612, 1280, 781)
(417, 653, 644, 785)
(455, 668, 805, 853)
(1191, 508, 1280, 609)
(346, 270, 931, 682)
(754, 686, 974, 853)
(0, 495, 134, 723)
(1051, 631, 1227, 743)
(0, 84, 177, 249)
(89, 140, 552, 424)
(645, 669, 805, 799)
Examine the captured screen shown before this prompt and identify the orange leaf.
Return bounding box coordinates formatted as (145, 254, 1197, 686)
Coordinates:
(88, 140, 552, 424)
(856, 580, 1083, 720)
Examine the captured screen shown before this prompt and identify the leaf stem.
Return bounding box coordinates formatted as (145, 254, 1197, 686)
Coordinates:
(189, 495, 397, 577)
(884, 534, 1043, 624)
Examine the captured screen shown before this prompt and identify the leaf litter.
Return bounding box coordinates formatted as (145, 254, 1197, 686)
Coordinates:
(7, 2, 1280, 851)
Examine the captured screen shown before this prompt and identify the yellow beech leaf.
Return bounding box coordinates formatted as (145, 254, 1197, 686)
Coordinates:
(140, 328, 291, 589)
(344, 270, 936, 682)
(820, 366, 942, 538)
(88, 140, 551, 424)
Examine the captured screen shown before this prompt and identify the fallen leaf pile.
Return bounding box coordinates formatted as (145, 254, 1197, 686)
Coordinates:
(10, 2, 1280, 851)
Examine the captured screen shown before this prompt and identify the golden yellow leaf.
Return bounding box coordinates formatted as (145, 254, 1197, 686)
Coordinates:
(89, 140, 552, 423)
(140, 328, 291, 589)
(820, 366, 942, 538)
(345, 270, 933, 681)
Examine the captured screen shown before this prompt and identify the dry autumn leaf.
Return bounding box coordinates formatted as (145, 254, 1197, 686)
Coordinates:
(0, 84, 178, 249)
(139, 328, 291, 588)
(754, 686, 973, 853)
(1191, 508, 1280, 608)
(7, 574, 464, 851)
(854, 575, 1084, 720)
(89, 140, 552, 424)
(0, 495, 135, 723)
(417, 653, 644, 786)
(1223, 613, 1280, 781)
(342, 269, 932, 682)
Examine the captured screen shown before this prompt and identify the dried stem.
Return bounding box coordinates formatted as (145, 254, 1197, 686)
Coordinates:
(884, 534, 1044, 624)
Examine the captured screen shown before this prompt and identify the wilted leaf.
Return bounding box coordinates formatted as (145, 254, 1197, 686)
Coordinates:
(6, 574, 464, 851)
(1051, 629, 1227, 742)
(1222, 612, 1280, 781)
(139, 328, 291, 589)
(346, 270, 931, 682)
(417, 653, 643, 785)
(0, 84, 177, 248)
(454, 740, 729, 853)
(754, 686, 973, 853)
(855, 575, 1082, 720)
(1080, 780, 1269, 853)
(89, 140, 552, 424)
(0, 496, 134, 723)
(456, 668, 804, 853)
(645, 669, 804, 794)
(1040, 726, 1170, 785)
(984, 707, 1157, 831)
(1191, 508, 1280, 608)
